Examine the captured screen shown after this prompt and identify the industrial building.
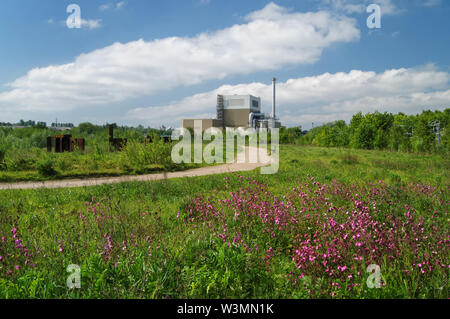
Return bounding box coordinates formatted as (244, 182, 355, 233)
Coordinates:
(182, 78, 281, 130)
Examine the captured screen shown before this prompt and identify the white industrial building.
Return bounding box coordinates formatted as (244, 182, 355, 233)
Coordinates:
(182, 78, 281, 130)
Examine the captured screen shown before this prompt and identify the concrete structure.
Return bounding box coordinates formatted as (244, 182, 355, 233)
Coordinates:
(181, 119, 224, 131)
(181, 78, 281, 131)
(219, 94, 262, 127)
(50, 127, 72, 132)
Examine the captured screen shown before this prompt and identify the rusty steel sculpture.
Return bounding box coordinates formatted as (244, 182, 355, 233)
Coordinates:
(109, 124, 127, 152)
(46, 135, 85, 153)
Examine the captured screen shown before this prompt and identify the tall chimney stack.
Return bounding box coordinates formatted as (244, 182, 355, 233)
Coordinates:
(272, 77, 277, 119)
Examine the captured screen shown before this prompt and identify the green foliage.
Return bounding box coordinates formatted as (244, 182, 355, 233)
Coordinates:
(119, 140, 173, 174)
(295, 109, 449, 155)
(411, 117, 436, 153)
(0, 124, 207, 182)
(349, 112, 394, 149)
(0, 145, 6, 171)
(340, 153, 359, 165)
(76, 122, 101, 135)
(279, 126, 303, 144)
(313, 121, 349, 147)
(6, 148, 38, 171)
(37, 156, 58, 177)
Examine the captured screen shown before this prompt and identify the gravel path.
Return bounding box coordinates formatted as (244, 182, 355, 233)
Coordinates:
(0, 147, 271, 190)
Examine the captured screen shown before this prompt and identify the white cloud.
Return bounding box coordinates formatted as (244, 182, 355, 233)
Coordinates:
(0, 3, 359, 115)
(116, 1, 126, 9)
(99, 4, 112, 11)
(99, 2, 126, 11)
(126, 65, 450, 128)
(55, 18, 102, 30)
(317, 0, 399, 15)
(80, 19, 102, 30)
(373, 0, 399, 15)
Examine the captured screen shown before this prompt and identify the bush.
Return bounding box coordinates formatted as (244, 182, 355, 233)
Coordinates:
(0, 147, 6, 171)
(37, 157, 58, 177)
(312, 121, 349, 148)
(120, 140, 173, 173)
(6, 149, 38, 171)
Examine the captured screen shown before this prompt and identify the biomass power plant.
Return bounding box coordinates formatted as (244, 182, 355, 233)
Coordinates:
(182, 78, 281, 130)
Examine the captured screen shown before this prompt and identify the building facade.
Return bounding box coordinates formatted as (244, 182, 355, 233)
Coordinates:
(181, 79, 281, 131)
(182, 94, 277, 130)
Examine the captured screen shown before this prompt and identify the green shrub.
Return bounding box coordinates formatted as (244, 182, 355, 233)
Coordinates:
(37, 157, 58, 177)
(6, 148, 38, 171)
(120, 140, 173, 174)
(0, 146, 6, 170)
(56, 153, 75, 171)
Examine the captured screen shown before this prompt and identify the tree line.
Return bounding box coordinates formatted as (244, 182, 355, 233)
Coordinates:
(0, 120, 47, 128)
(279, 109, 449, 154)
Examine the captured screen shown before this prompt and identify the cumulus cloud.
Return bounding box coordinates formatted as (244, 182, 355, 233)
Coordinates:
(0, 3, 359, 115)
(126, 65, 450, 128)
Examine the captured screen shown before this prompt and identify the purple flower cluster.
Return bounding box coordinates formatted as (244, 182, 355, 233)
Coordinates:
(0, 227, 36, 277)
(83, 197, 110, 225)
(181, 174, 449, 290)
(81, 198, 159, 265)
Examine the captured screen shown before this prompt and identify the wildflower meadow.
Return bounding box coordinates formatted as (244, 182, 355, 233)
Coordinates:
(0, 145, 448, 298)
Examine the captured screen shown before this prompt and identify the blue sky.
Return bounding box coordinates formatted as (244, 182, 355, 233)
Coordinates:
(0, 0, 449, 128)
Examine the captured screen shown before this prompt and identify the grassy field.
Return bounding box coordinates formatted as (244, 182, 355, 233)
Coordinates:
(0, 140, 199, 182)
(0, 145, 448, 299)
(0, 140, 238, 183)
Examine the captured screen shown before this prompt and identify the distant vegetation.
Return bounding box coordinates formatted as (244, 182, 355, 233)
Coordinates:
(0, 120, 48, 128)
(0, 124, 186, 182)
(0, 109, 448, 182)
(279, 109, 449, 154)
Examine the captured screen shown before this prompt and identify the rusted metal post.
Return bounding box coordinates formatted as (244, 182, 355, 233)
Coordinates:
(47, 137, 52, 153)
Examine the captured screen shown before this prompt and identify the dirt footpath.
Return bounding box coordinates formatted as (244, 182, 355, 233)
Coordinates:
(0, 147, 272, 190)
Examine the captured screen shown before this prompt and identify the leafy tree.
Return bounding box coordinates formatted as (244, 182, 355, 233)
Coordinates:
(412, 117, 435, 153)
(78, 122, 98, 135)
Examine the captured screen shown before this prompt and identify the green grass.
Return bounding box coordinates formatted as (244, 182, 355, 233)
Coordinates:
(0, 140, 237, 183)
(0, 145, 448, 299)
(278, 146, 449, 187)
